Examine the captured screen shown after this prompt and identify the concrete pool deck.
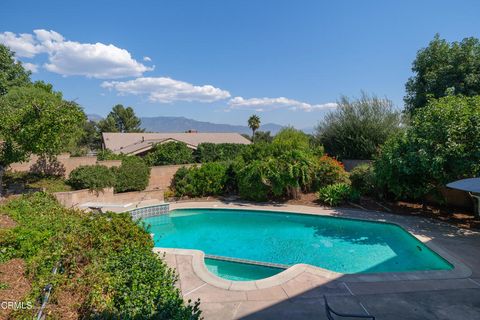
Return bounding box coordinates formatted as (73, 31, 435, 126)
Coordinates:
(154, 201, 480, 319)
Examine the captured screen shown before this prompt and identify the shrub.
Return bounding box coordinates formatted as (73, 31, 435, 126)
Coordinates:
(314, 92, 402, 159)
(236, 150, 317, 201)
(96, 149, 130, 161)
(114, 157, 150, 193)
(171, 162, 229, 197)
(375, 95, 480, 200)
(0, 192, 201, 319)
(317, 183, 360, 206)
(194, 143, 246, 163)
(68, 165, 116, 191)
(145, 142, 194, 166)
(313, 155, 349, 189)
(349, 163, 377, 196)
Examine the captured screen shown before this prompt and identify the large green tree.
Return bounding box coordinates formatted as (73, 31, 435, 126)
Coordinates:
(375, 95, 480, 200)
(98, 104, 144, 133)
(0, 86, 85, 195)
(0, 44, 31, 96)
(315, 92, 402, 159)
(404, 34, 480, 113)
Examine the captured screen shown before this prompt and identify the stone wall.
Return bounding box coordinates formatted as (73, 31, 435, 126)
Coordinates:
(9, 154, 121, 176)
(54, 188, 164, 208)
(147, 164, 198, 190)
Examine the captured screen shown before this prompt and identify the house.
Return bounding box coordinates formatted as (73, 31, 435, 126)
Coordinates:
(102, 132, 251, 156)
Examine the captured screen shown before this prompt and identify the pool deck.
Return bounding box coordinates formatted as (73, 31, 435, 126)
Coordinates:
(156, 201, 480, 320)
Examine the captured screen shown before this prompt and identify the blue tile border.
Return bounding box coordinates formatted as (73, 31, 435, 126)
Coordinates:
(130, 203, 169, 220)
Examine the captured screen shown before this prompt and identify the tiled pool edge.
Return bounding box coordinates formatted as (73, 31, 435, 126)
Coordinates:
(152, 202, 473, 291)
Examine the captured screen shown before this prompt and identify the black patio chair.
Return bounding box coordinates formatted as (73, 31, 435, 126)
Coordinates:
(324, 296, 375, 320)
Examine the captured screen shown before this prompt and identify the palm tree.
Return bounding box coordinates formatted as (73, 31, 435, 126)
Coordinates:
(248, 115, 261, 142)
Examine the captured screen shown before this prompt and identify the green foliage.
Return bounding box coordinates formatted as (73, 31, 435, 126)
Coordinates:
(313, 155, 349, 189)
(0, 44, 31, 96)
(315, 92, 402, 159)
(254, 130, 273, 143)
(98, 104, 144, 133)
(194, 143, 247, 163)
(349, 163, 377, 196)
(77, 120, 102, 152)
(0, 86, 86, 166)
(273, 127, 311, 151)
(113, 157, 150, 193)
(317, 183, 360, 206)
(375, 95, 480, 199)
(96, 149, 130, 161)
(248, 114, 261, 139)
(236, 149, 318, 201)
(405, 34, 480, 113)
(0, 192, 201, 319)
(145, 142, 194, 166)
(68, 165, 116, 191)
(2, 171, 71, 193)
(172, 162, 230, 197)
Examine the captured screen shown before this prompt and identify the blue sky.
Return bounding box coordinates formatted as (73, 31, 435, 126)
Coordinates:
(1, 0, 479, 129)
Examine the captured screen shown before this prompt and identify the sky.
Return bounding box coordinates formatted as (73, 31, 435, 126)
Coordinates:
(1, 0, 479, 129)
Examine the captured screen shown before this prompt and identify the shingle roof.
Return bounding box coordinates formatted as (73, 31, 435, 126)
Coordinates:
(102, 132, 251, 155)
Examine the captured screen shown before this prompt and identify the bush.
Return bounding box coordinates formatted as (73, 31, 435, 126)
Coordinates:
(349, 163, 377, 195)
(145, 142, 194, 166)
(171, 162, 229, 197)
(317, 183, 360, 206)
(236, 150, 317, 201)
(194, 143, 246, 163)
(97, 149, 130, 161)
(313, 155, 349, 189)
(315, 92, 402, 159)
(375, 95, 480, 200)
(29, 156, 66, 178)
(0, 192, 201, 319)
(68, 165, 116, 191)
(114, 157, 150, 193)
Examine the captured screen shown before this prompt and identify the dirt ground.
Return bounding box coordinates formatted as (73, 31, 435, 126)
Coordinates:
(0, 259, 31, 320)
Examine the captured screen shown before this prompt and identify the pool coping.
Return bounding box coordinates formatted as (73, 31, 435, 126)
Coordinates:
(151, 201, 473, 291)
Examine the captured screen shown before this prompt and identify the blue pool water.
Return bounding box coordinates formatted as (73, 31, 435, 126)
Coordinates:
(143, 208, 452, 277)
(205, 258, 283, 281)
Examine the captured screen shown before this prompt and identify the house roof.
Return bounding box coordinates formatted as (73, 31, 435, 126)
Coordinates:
(102, 132, 251, 155)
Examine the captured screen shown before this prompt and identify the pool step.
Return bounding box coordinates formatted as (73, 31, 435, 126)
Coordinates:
(205, 255, 289, 269)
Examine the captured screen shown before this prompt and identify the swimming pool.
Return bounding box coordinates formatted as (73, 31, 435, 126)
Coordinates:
(143, 208, 452, 280)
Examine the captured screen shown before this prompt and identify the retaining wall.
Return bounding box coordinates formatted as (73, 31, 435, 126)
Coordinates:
(53, 188, 164, 208)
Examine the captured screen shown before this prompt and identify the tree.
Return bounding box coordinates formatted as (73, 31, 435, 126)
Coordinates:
(253, 131, 273, 143)
(247, 115, 260, 141)
(98, 104, 144, 133)
(0, 86, 85, 195)
(315, 92, 402, 159)
(273, 127, 311, 151)
(145, 142, 194, 166)
(375, 95, 480, 200)
(405, 34, 480, 113)
(0, 44, 31, 96)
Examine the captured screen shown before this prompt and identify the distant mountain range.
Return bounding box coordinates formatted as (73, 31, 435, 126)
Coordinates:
(88, 114, 286, 135)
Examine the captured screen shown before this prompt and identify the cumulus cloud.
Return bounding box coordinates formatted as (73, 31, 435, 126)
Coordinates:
(101, 77, 231, 103)
(0, 29, 153, 78)
(0, 32, 42, 58)
(228, 96, 337, 112)
(22, 62, 39, 73)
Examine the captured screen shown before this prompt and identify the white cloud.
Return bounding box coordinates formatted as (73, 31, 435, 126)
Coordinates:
(0, 29, 153, 78)
(0, 32, 42, 58)
(143, 56, 152, 62)
(102, 77, 231, 103)
(228, 96, 337, 112)
(22, 62, 39, 73)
